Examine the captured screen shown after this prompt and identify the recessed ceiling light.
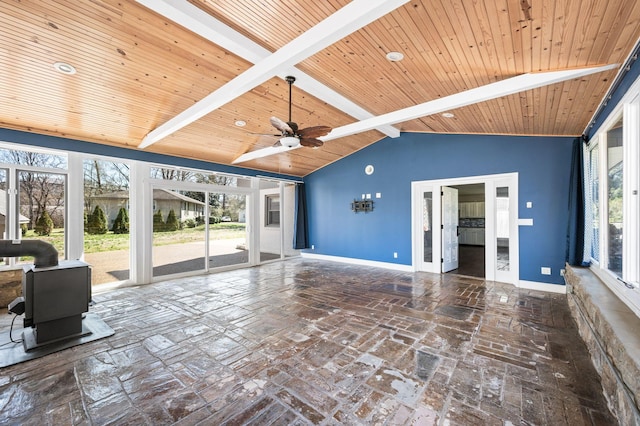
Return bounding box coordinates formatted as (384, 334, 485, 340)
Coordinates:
(385, 51, 404, 62)
(234, 120, 246, 127)
(442, 112, 455, 118)
(53, 61, 76, 75)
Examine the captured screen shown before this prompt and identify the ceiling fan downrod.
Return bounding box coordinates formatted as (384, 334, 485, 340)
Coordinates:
(285, 76, 295, 124)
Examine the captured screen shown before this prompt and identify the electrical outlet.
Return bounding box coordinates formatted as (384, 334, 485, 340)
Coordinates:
(541, 267, 551, 275)
(393, 252, 398, 258)
(311, 244, 315, 250)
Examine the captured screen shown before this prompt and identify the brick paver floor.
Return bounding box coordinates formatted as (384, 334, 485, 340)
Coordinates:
(0, 258, 615, 424)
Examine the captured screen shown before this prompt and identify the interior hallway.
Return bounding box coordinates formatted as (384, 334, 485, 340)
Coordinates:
(0, 258, 614, 425)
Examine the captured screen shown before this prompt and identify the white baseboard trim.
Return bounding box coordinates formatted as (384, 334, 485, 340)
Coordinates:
(301, 252, 414, 272)
(518, 280, 567, 294)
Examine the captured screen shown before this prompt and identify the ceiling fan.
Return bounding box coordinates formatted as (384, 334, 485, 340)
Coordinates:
(269, 76, 332, 149)
(233, 64, 616, 164)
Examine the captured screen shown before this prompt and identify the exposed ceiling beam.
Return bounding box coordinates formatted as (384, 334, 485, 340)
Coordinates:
(322, 64, 618, 141)
(232, 64, 618, 164)
(134, 0, 398, 139)
(137, 0, 408, 149)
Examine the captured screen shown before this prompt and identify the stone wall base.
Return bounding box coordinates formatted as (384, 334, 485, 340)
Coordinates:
(565, 265, 640, 426)
(0, 269, 22, 308)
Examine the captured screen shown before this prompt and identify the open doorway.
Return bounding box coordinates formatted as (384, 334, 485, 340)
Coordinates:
(449, 183, 485, 278)
(412, 173, 518, 286)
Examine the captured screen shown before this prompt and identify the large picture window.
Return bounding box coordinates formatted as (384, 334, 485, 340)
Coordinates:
(265, 194, 280, 227)
(83, 159, 130, 285)
(0, 142, 297, 285)
(606, 118, 623, 277)
(0, 145, 68, 267)
(586, 88, 640, 318)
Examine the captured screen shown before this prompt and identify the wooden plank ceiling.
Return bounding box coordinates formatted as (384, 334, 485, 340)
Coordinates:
(1, 0, 639, 177)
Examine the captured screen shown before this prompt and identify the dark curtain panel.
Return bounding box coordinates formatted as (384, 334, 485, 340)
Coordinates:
(293, 183, 310, 249)
(566, 137, 589, 266)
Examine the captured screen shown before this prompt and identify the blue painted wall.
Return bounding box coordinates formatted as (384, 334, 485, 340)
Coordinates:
(304, 132, 574, 285)
(0, 128, 574, 284)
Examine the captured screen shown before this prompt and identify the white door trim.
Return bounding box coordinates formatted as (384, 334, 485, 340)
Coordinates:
(411, 173, 519, 285)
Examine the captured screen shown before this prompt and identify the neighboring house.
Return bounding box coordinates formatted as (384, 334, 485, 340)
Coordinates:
(89, 188, 205, 229)
(151, 188, 205, 223)
(0, 189, 29, 237)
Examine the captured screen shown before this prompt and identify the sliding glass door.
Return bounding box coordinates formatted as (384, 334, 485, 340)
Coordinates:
(152, 188, 207, 278)
(208, 192, 248, 269)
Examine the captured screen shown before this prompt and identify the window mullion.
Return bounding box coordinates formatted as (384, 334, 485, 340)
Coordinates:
(598, 133, 607, 267)
(623, 97, 639, 282)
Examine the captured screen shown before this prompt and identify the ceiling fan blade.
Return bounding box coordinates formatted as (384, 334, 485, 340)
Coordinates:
(270, 116, 293, 134)
(287, 121, 299, 134)
(232, 144, 299, 164)
(298, 125, 332, 139)
(300, 138, 324, 148)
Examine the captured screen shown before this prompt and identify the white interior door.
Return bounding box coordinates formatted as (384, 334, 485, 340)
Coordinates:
(442, 186, 459, 272)
(492, 178, 519, 285)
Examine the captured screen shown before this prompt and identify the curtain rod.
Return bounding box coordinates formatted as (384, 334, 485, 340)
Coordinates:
(583, 37, 640, 138)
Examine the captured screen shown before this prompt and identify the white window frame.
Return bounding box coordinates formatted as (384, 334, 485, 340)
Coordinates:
(0, 141, 298, 285)
(0, 145, 70, 268)
(265, 193, 280, 227)
(588, 76, 640, 318)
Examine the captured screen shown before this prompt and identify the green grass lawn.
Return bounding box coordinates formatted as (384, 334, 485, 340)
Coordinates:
(25, 223, 247, 254)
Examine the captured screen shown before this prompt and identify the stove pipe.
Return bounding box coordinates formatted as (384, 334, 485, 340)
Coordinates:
(0, 239, 58, 268)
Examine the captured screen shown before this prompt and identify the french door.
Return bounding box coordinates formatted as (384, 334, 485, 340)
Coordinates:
(441, 186, 459, 272)
(412, 173, 519, 285)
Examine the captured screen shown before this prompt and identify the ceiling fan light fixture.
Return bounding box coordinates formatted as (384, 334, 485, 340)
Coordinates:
(280, 136, 300, 148)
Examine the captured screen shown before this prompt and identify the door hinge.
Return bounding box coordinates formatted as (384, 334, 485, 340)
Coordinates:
(441, 224, 444, 230)
(441, 258, 444, 263)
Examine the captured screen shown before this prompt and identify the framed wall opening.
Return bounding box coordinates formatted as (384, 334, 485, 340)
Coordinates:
(411, 173, 519, 285)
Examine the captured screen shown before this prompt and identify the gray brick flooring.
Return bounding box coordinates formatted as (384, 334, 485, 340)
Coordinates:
(0, 259, 615, 424)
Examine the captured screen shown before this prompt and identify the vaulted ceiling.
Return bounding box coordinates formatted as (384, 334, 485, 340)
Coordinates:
(2, 0, 639, 176)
